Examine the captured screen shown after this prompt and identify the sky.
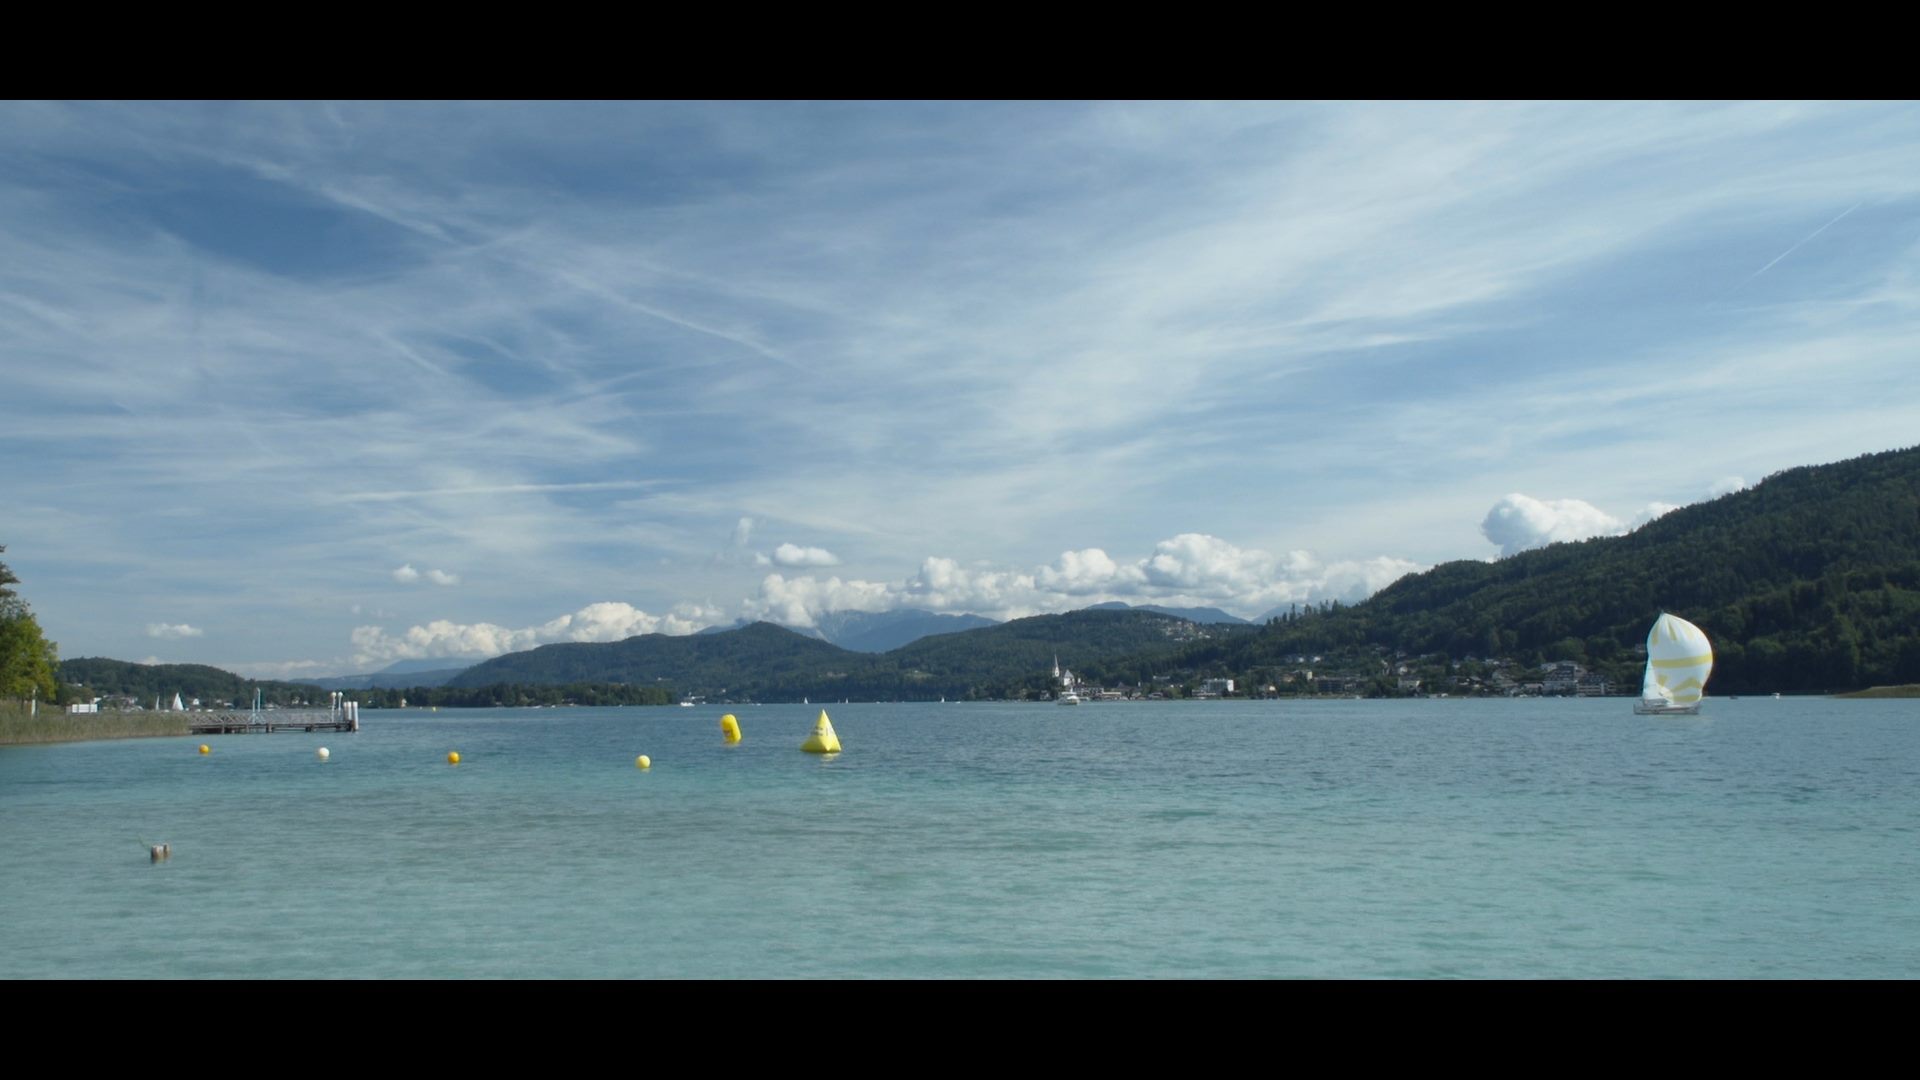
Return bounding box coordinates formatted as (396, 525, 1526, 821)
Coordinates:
(3, 100, 1917, 678)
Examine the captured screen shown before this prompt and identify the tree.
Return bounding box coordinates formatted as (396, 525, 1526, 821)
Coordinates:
(0, 546, 59, 702)
(1, 599, 58, 701)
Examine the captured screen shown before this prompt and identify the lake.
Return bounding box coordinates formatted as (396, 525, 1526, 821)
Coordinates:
(1, 697, 1914, 978)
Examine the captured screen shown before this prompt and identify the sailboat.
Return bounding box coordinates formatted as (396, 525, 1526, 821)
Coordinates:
(1634, 613, 1713, 716)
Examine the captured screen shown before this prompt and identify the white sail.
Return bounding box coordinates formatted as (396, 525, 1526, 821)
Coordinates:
(1642, 613, 1713, 708)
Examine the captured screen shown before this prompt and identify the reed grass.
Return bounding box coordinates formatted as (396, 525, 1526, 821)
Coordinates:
(0, 701, 191, 745)
(1835, 685, 1920, 699)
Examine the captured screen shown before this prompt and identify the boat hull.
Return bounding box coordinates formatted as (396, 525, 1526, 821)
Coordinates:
(1634, 701, 1702, 716)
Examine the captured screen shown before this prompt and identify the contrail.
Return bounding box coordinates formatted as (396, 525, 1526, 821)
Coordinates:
(1745, 201, 1862, 284)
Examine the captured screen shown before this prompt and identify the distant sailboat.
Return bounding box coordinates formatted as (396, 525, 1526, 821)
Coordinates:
(172, 692, 185, 712)
(1634, 613, 1713, 716)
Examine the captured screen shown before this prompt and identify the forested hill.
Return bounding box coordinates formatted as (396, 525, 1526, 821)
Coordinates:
(1188, 445, 1920, 693)
(58, 658, 326, 706)
(883, 607, 1246, 691)
(448, 621, 857, 693)
(446, 609, 1247, 701)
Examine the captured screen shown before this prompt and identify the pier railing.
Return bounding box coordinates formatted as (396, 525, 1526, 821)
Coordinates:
(188, 707, 359, 735)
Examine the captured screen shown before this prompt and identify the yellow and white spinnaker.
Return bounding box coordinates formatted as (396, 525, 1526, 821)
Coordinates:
(1638, 612, 1714, 714)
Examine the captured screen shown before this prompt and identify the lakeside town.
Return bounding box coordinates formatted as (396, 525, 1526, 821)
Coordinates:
(1042, 652, 1615, 702)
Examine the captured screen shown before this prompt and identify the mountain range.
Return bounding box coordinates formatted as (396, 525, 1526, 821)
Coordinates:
(308, 658, 479, 691)
(57, 445, 1920, 702)
(447, 607, 1240, 702)
(1086, 601, 1251, 625)
(696, 607, 1000, 652)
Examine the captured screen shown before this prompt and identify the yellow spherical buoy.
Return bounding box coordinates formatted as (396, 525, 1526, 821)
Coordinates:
(198, 744, 210, 755)
(720, 713, 741, 743)
(801, 709, 841, 753)
(316, 747, 331, 761)
(635, 754, 651, 769)
(447, 751, 461, 765)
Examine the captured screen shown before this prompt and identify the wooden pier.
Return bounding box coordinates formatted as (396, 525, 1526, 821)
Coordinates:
(189, 710, 359, 735)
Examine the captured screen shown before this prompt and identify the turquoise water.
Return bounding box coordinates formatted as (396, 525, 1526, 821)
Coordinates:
(2, 698, 1916, 978)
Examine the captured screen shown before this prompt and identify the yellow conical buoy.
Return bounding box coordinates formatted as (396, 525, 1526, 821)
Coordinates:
(801, 709, 841, 753)
(720, 713, 741, 743)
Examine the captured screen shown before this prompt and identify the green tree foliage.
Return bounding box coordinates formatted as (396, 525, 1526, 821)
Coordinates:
(1, 601, 59, 701)
(0, 546, 58, 701)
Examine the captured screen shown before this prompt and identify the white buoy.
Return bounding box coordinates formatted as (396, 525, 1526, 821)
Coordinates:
(316, 747, 331, 761)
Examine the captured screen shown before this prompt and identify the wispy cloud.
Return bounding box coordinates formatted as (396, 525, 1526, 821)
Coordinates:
(5, 101, 1917, 671)
(337, 481, 660, 504)
(146, 623, 204, 639)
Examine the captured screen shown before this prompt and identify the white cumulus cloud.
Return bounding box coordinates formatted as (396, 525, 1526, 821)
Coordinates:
(902, 556, 1045, 614)
(740, 533, 1423, 627)
(393, 563, 459, 585)
(1036, 548, 1142, 594)
(1141, 534, 1294, 594)
(1709, 476, 1748, 497)
(1629, 502, 1682, 529)
(350, 601, 720, 666)
(1480, 494, 1625, 557)
(742, 574, 896, 628)
(146, 623, 204, 639)
(769, 543, 841, 568)
(1317, 555, 1428, 605)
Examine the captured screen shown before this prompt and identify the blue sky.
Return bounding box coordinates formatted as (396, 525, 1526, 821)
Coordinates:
(4, 101, 1917, 678)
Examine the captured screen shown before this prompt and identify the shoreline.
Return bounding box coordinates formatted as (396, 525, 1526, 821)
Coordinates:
(0, 707, 192, 746)
(1835, 684, 1920, 699)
